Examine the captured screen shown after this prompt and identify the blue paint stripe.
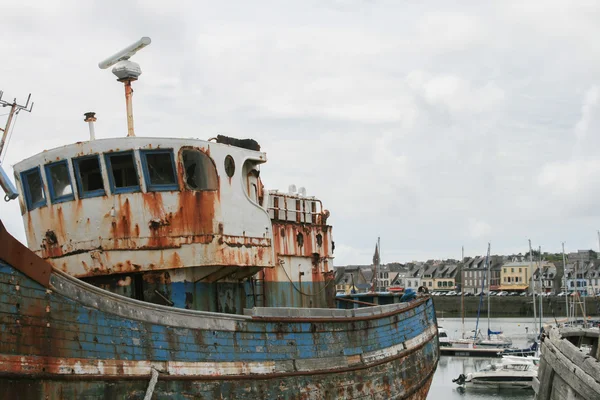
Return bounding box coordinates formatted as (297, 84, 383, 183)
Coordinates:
(0, 260, 434, 364)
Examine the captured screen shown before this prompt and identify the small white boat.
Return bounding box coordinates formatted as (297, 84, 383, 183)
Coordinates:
(448, 329, 512, 349)
(438, 326, 451, 347)
(453, 357, 538, 389)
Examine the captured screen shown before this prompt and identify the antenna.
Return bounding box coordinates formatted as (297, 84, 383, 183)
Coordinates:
(0, 92, 34, 156)
(0, 91, 34, 202)
(99, 37, 151, 137)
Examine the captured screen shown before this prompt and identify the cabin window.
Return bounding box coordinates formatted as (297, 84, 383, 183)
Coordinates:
(105, 151, 140, 194)
(21, 167, 46, 210)
(140, 150, 178, 191)
(181, 149, 218, 190)
(45, 161, 74, 203)
(73, 155, 106, 198)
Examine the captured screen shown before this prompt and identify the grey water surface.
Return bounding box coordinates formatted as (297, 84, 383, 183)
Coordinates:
(427, 317, 544, 400)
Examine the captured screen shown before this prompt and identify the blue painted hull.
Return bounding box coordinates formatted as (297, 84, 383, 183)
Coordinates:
(0, 259, 439, 399)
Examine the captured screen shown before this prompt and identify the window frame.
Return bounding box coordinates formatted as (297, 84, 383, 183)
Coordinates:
(44, 160, 75, 204)
(104, 151, 141, 194)
(180, 148, 219, 192)
(140, 149, 179, 192)
(21, 167, 47, 211)
(73, 154, 106, 199)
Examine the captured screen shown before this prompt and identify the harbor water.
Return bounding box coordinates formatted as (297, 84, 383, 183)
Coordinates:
(428, 317, 541, 400)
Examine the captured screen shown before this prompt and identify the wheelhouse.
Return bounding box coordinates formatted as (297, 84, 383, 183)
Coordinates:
(13, 137, 273, 278)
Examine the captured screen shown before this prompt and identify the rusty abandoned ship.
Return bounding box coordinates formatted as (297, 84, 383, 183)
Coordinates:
(0, 38, 439, 399)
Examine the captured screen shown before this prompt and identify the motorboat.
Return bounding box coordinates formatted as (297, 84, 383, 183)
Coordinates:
(453, 357, 538, 389)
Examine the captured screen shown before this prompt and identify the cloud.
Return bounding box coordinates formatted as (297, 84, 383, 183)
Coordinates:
(406, 70, 505, 115)
(575, 85, 600, 142)
(1, 0, 600, 266)
(536, 85, 600, 218)
(467, 218, 491, 239)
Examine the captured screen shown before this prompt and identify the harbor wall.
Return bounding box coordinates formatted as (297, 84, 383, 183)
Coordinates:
(432, 296, 600, 318)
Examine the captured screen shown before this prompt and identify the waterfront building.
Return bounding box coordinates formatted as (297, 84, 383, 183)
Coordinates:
(391, 269, 409, 289)
(432, 264, 457, 292)
(462, 256, 487, 294)
(500, 261, 530, 292)
(489, 262, 502, 291)
(420, 265, 437, 291)
(567, 249, 597, 263)
(334, 266, 369, 294)
(405, 265, 423, 291)
(531, 262, 556, 293)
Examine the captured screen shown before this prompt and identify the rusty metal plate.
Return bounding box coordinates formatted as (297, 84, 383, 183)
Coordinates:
(0, 220, 51, 287)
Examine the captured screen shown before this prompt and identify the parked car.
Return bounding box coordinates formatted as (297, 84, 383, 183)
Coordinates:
(445, 291, 457, 296)
(464, 292, 474, 297)
(557, 292, 567, 297)
(496, 291, 509, 296)
(488, 291, 497, 296)
(520, 292, 527, 296)
(508, 292, 519, 296)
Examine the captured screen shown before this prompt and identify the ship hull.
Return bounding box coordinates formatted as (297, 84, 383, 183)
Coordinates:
(0, 356, 436, 400)
(0, 236, 439, 399)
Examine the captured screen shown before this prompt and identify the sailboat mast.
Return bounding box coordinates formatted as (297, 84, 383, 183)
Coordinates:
(562, 242, 569, 325)
(461, 268, 465, 339)
(539, 246, 543, 335)
(529, 240, 537, 331)
(486, 243, 491, 339)
(461, 245, 465, 339)
(378, 236, 381, 291)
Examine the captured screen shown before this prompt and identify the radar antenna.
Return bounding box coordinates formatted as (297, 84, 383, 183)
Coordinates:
(98, 37, 151, 137)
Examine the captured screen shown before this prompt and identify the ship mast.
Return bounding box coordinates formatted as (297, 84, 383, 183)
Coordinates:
(461, 246, 465, 338)
(486, 243, 491, 340)
(98, 37, 151, 137)
(539, 246, 543, 335)
(529, 239, 537, 333)
(0, 91, 33, 201)
(461, 246, 465, 339)
(562, 242, 569, 325)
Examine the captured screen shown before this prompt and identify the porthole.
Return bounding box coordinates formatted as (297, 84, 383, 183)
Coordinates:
(224, 155, 235, 178)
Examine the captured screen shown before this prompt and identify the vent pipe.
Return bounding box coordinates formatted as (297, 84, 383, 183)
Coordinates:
(84, 112, 97, 140)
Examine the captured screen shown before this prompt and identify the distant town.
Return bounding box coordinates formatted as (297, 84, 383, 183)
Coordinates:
(334, 249, 600, 297)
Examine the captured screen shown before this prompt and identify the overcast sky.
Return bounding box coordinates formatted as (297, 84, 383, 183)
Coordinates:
(1, 0, 599, 265)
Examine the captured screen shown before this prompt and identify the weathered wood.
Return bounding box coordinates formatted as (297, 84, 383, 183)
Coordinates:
(553, 338, 600, 385)
(536, 354, 554, 400)
(542, 338, 600, 400)
(550, 374, 573, 400)
(560, 327, 600, 339)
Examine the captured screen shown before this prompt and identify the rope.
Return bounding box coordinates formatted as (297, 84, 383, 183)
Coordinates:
(143, 368, 159, 400)
(1, 111, 18, 163)
(545, 296, 559, 327)
(277, 258, 335, 297)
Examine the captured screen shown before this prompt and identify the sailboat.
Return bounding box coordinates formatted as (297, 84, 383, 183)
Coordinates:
(526, 241, 545, 343)
(444, 243, 512, 353)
